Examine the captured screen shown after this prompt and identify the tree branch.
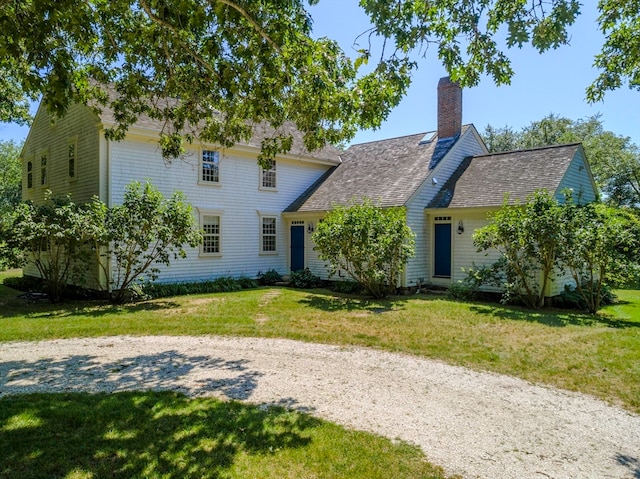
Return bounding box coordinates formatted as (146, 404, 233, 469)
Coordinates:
(214, 0, 282, 54)
(138, 0, 221, 80)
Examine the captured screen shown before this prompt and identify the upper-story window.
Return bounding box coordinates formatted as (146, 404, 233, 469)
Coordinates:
(68, 138, 77, 179)
(261, 160, 276, 189)
(27, 159, 33, 189)
(201, 150, 220, 184)
(40, 152, 47, 185)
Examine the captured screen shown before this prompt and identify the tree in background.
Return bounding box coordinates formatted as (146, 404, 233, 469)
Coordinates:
(0, 139, 23, 270)
(482, 114, 640, 207)
(0, 139, 22, 210)
(312, 199, 415, 298)
(1, 1, 639, 160)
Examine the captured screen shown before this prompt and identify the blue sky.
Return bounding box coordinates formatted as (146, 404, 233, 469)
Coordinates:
(2, 1, 639, 147)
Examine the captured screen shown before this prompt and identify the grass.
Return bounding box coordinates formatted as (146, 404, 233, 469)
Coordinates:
(1, 269, 639, 415)
(0, 391, 452, 479)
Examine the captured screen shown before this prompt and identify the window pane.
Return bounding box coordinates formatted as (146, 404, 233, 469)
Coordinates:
(261, 217, 277, 252)
(202, 215, 220, 254)
(68, 142, 76, 178)
(262, 160, 276, 188)
(202, 150, 219, 183)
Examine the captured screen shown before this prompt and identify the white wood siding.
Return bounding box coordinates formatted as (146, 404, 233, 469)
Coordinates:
(556, 149, 598, 204)
(21, 104, 102, 284)
(21, 104, 101, 204)
(108, 139, 332, 283)
(405, 128, 487, 287)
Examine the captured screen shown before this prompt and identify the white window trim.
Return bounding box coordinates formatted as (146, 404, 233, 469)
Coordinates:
(258, 212, 279, 255)
(199, 149, 221, 186)
(259, 159, 277, 191)
(68, 136, 78, 181)
(198, 209, 223, 257)
(26, 156, 34, 189)
(38, 148, 49, 186)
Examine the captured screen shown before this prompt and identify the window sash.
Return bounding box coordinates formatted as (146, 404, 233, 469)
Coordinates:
(261, 160, 276, 189)
(40, 153, 47, 185)
(202, 215, 221, 254)
(202, 150, 220, 183)
(261, 216, 277, 252)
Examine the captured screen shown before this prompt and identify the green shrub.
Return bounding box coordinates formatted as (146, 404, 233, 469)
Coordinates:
(330, 279, 363, 294)
(257, 269, 282, 286)
(141, 276, 257, 299)
(289, 268, 322, 289)
(557, 282, 617, 311)
(3, 275, 44, 292)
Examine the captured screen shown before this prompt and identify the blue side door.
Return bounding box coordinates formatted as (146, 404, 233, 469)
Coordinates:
(433, 223, 452, 277)
(290, 225, 305, 272)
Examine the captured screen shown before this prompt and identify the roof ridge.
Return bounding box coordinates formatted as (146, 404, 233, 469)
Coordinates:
(349, 124, 473, 147)
(473, 142, 582, 158)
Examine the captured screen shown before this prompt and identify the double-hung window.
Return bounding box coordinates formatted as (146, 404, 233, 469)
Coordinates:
(68, 138, 77, 179)
(261, 160, 276, 190)
(27, 159, 33, 189)
(40, 152, 47, 186)
(201, 150, 220, 184)
(260, 216, 277, 253)
(200, 213, 221, 255)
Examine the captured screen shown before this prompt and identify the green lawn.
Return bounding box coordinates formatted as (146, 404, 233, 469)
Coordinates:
(0, 391, 451, 479)
(1, 269, 639, 416)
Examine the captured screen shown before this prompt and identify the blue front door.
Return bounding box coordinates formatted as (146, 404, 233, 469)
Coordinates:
(434, 223, 452, 277)
(290, 225, 305, 272)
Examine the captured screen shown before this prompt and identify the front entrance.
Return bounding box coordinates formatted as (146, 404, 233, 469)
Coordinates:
(290, 225, 305, 272)
(433, 223, 452, 277)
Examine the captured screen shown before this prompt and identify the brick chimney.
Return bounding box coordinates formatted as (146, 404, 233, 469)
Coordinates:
(437, 77, 462, 139)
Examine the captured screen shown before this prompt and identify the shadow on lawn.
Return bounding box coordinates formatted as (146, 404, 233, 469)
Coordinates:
(470, 304, 640, 329)
(0, 298, 181, 319)
(0, 391, 319, 479)
(299, 293, 406, 313)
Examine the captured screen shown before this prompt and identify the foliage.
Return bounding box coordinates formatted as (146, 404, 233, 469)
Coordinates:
(312, 199, 415, 298)
(556, 282, 617, 311)
(102, 182, 202, 304)
(1, 0, 638, 160)
(558, 203, 640, 313)
(289, 267, 322, 289)
(473, 191, 565, 309)
(256, 269, 282, 286)
(1, 193, 103, 302)
(482, 114, 640, 207)
(448, 264, 503, 301)
(0, 139, 22, 211)
(0, 0, 412, 162)
(330, 279, 363, 295)
(141, 276, 257, 299)
(474, 190, 640, 312)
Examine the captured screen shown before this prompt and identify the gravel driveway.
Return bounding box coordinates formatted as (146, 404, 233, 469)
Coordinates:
(1, 335, 639, 479)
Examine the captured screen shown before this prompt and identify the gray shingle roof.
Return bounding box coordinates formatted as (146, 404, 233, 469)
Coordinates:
(285, 126, 470, 212)
(427, 143, 581, 209)
(94, 89, 342, 164)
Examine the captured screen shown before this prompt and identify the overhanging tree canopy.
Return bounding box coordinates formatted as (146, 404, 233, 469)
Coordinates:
(1, 0, 638, 159)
